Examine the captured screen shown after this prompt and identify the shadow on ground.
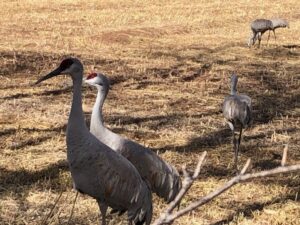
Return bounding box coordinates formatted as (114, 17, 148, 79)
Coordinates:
(0, 160, 69, 197)
(212, 193, 299, 225)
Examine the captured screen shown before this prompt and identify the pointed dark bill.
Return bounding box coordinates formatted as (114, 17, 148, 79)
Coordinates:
(35, 67, 63, 85)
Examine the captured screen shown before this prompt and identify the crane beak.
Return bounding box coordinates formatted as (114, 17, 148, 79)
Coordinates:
(35, 67, 63, 85)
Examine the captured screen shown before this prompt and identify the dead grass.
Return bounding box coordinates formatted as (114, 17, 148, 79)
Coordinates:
(0, 0, 299, 224)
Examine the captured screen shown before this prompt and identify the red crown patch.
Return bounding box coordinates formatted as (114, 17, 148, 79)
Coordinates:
(86, 73, 97, 80)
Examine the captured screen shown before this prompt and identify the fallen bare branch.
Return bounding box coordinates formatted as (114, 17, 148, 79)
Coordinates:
(153, 148, 300, 225)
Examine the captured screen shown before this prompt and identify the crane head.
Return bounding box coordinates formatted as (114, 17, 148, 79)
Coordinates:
(271, 18, 289, 29)
(85, 72, 110, 91)
(35, 58, 83, 85)
(247, 37, 254, 47)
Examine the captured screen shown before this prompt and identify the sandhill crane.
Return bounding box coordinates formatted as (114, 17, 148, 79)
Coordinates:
(35, 58, 152, 225)
(222, 74, 252, 172)
(248, 18, 289, 48)
(85, 72, 182, 203)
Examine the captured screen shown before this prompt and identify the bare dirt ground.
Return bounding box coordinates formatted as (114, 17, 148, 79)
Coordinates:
(0, 0, 299, 224)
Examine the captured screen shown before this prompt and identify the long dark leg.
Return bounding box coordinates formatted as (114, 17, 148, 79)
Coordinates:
(97, 201, 108, 225)
(249, 31, 256, 47)
(258, 33, 262, 48)
(253, 32, 258, 46)
(273, 30, 277, 44)
(238, 127, 243, 146)
(235, 127, 243, 173)
(267, 30, 271, 46)
(232, 130, 238, 172)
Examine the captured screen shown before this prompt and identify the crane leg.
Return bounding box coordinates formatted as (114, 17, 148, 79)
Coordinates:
(267, 30, 271, 46)
(97, 201, 108, 225)
(232, 130, 238, 172)
(237, 127, 243, 147)
(257, 33, 262, 48)
(273, 30, 277, 45)
(252, 33, 258, 47)
(248, 32, 256, 47)
(234, 127, 243, 174)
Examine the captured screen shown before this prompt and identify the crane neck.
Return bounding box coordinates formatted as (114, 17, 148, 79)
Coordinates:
(89, 86, 124, 150)
(230, 75, 238, 95)
(67, 73, 89, 136)
(90, 87, 107, 132)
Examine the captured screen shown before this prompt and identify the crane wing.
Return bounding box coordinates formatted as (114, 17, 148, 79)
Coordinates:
(222, 95, 252, 128)
(239, 94, 252, 108)
(119, 139, 181, 202)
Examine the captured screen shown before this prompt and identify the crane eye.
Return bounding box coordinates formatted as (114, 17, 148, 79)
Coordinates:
(60, 58, 74, 70)
(99, 83, 103, 86)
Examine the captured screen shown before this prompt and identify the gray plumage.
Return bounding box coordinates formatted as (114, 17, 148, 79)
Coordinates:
(35, 59, 152, 225)
(222, 74, 252, 171)
(85, 73, 182, 203)
(248, 18, 289, 47)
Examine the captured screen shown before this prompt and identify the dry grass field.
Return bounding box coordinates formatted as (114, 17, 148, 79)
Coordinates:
(0, 0, 300, 224)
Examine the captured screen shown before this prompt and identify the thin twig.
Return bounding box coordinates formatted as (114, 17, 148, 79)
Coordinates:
(67, 191, 79, 225)
(281, 144, 288, 166)
(169, 151, 206, 214)
(41, 190, 63, 225)
(240, 159, 251, 175)
(53, 191, 71, 224)
(153, 152, 207, 224)
(192, 152, 206, 179)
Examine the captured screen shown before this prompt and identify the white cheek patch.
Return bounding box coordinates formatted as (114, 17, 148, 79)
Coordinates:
(85, 76, 98, 85)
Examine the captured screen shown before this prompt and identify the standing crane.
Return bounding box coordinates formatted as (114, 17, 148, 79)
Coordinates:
(85, 72, 182, 203)
(248, 18, 289, 48)
(222, 74, 252, 172)
(35, 58, 152, 225)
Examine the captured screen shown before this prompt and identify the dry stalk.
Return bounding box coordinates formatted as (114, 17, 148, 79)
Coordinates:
(66, 191, 79, 225)
(281, 144, 288, 166)
(153, 146, 300, 225)
(40, 190, 63, 225)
